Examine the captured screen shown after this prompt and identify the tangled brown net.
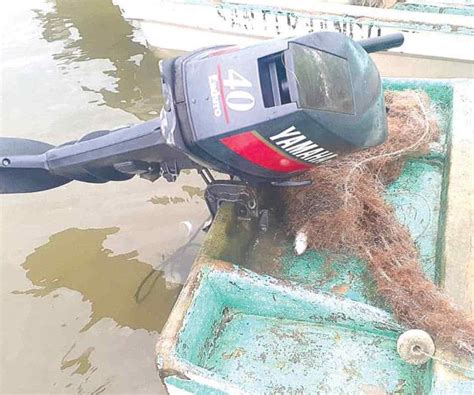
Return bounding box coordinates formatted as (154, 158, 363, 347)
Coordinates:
(283, 90, 474, 355)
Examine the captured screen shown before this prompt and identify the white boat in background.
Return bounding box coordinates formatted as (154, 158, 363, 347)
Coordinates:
(112, 0, 474, 64)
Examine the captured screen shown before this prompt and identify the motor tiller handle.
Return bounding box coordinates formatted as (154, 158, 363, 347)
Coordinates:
(358, 33, 405, 53)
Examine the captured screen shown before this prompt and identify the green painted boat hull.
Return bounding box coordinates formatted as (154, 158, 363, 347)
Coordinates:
(156, 79, 474, 394)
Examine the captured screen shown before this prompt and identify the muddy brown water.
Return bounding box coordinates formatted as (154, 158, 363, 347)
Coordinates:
(1, 1, 472, 394)
(0, 1, 208, 393)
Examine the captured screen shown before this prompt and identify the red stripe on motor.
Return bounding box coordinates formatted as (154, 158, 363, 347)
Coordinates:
(216, 64, 230, 124)
(220, 131, 311, 173)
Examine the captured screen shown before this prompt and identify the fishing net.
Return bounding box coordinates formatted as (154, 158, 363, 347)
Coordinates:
(283, 90, 474, 355)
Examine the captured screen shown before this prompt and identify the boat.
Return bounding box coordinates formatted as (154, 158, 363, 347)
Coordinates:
(105, 1, 474, 392)
(154, 78, 474, 393)
(112, 0, 474, 63)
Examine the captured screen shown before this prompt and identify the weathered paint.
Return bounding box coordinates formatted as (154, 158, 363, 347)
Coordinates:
(431, 81, 474, 394)
(164, 376, 227, 394)
(113, 0, 474, 60)
(394, 2, 474, 17)
(441, 80, 473, 315)
(274, 159, 447, 307)
(155, 79, 474, 394)
(164, 263, 432, 393)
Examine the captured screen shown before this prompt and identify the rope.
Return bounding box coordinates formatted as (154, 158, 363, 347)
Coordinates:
(419, 349, 474, 378)
(134, 216, 210, 303)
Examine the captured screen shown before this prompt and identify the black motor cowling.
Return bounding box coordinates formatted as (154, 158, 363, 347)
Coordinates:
(160, 32, 399, 182)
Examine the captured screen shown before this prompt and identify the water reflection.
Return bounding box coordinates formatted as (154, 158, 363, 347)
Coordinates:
(149, 185, 204, 205)
(61, 344, 95, 376)
(14, 227, 182, 332)
(182, 185, 205, 200)
(149, 196, 186, 205)
(33, 0, 164, 120)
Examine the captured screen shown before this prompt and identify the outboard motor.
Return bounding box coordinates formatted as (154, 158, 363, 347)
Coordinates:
(0, 32, 404, 225)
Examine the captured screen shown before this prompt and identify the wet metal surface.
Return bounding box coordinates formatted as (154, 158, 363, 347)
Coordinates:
(0, 1, 208, 393)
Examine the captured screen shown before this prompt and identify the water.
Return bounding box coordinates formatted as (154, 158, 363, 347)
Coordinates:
(0, 0, 208, 393)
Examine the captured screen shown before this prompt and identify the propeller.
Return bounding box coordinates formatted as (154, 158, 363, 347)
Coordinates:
(0, 137, 71, 193)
